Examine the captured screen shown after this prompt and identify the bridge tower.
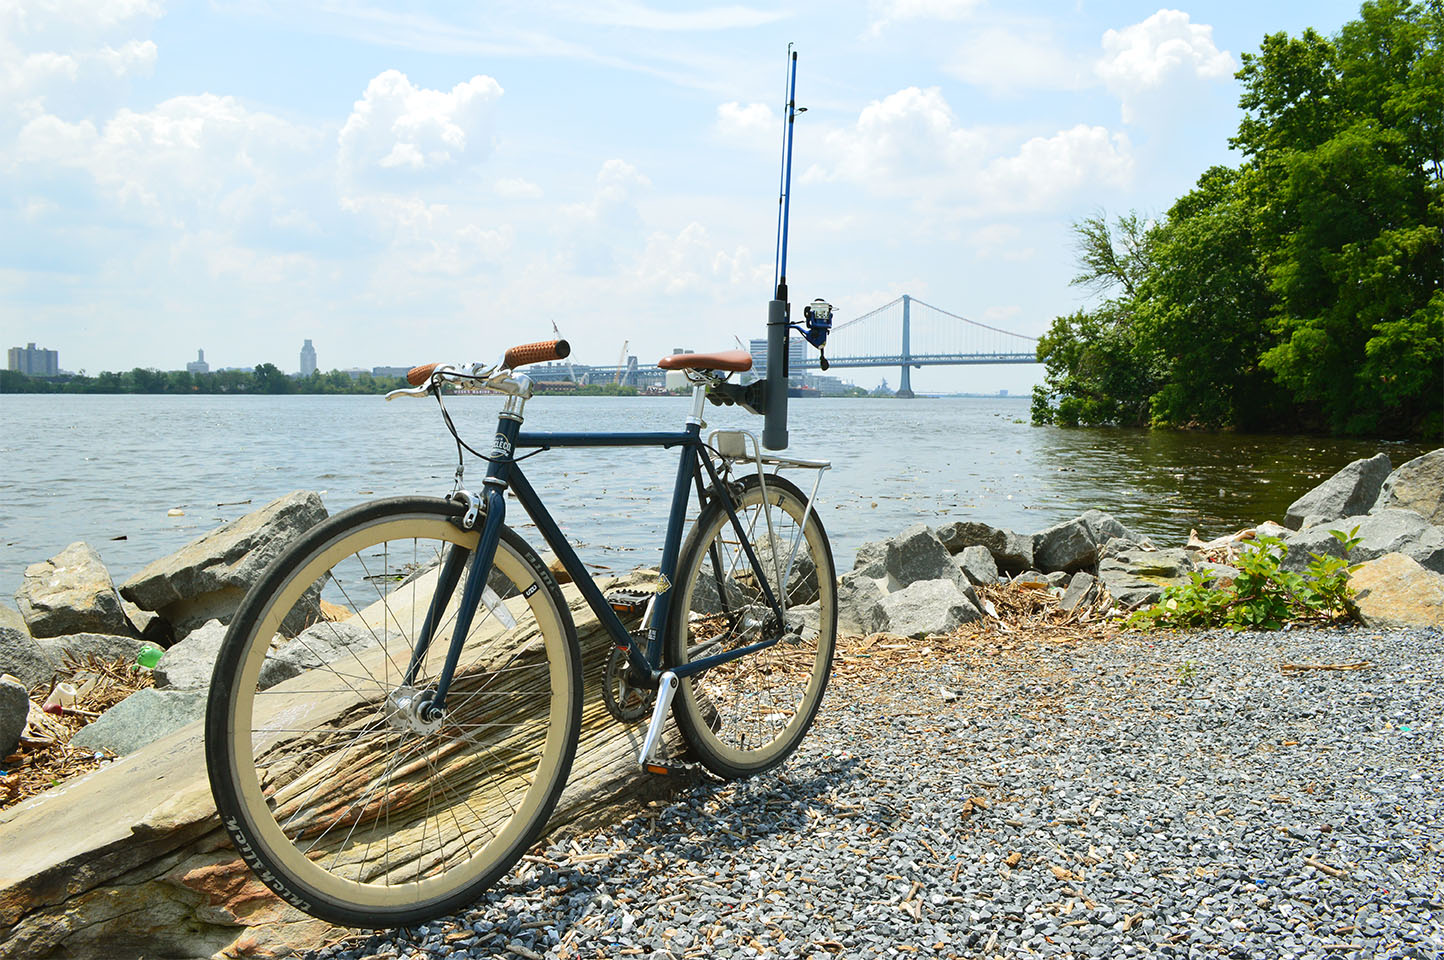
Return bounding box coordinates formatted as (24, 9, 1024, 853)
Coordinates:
(897, 294, 915, 398)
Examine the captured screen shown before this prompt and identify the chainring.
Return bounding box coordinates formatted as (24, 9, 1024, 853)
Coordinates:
(602, 646, 655, 722)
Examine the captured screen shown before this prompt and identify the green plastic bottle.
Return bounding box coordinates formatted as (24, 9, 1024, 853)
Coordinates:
(136, 644, 163, 669)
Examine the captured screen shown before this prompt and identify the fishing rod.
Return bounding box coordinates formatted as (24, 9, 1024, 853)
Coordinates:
(762, 45, 832, 450)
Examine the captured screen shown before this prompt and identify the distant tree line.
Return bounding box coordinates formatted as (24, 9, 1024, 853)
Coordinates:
(0, 364, 408, 395)
(1033, 0, 1442, 439)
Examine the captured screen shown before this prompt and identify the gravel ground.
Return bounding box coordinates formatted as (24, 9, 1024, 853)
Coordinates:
(314, 625, 1443, 960)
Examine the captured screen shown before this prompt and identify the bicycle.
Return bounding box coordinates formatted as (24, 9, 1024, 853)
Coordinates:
(204, 337, 840, 927)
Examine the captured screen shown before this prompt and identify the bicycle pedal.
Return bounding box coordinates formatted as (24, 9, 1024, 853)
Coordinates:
(605, 589, 653, 614)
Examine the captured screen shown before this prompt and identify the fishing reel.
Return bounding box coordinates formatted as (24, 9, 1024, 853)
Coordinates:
(793, 298, 833, 370)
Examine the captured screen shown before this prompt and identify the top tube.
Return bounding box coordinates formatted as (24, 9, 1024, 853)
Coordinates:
(512, 430, 697, 449)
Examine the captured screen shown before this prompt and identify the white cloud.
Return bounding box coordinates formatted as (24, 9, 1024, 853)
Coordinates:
(96, 38, 157, 74)
(868, 0, 983, 34)
(715, 101, 776, 145)
(805, 86, 1131, 216)
(947, 27, 1089, 94)
(632, 221, 767, 294)
(494, 177, 543, 198)
(809, 86, 989, 186)
(15, 93, 318, 230)
(981, 124, 1133, 210)
(338, 69, 503, 180)
(1096, 10, 1235, 122)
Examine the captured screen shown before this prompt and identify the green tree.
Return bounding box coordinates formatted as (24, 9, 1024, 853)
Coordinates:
(253, 362, 291, 394)
(1136, 166, 1280, 429)
(1032, 212, 1160, 426)
(1238, 0, 1442, 434)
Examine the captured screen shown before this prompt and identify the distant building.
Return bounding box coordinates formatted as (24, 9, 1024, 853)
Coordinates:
(186, 349, 210, 374)
(748, 337, 806, 381)
(300, 339, 317, 377)
(664, 348, 694, 391)
(8, 342, 58, 377)
(371, 366, 410, 378)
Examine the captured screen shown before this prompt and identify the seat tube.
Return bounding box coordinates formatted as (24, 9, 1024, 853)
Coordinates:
(646, 423, 702, 663)
(426, 408, 523, 714)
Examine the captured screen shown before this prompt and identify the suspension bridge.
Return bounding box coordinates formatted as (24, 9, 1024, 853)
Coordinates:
(791, 294, 1039, 397)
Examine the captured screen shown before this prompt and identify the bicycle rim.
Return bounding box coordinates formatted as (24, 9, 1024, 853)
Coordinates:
(668, 476, 837, 778)
(205, 498, 580, 926)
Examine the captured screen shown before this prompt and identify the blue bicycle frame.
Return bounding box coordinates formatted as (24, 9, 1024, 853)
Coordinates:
(404, 387, 787, 715)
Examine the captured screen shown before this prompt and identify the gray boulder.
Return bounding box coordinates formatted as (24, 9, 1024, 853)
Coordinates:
(1098, 547, 1194, 610)
(868, 579, 982, 639)
(122, 600, 174, 648)
(1283, 453, 1392, 530)
(68, 688, 206, 756)
(1079, 510, 1146, 547)
(1280, 509, 1444, 574)
(937, 520, 1034, 572)
(1011, 570, 1048, 587)
(752, 536, 821, 605)
(837, 571, 887, 637)
(1059, 572, 1098, 613)
(35, 632, 145, 667)
(1373, 449, 1444, 524)
(879, 524, 965, 590)
(258, 618, 379, 689)
(0, 676, 30, 756)
(852, 540, 888, 578)
(690, 569, 745, 616)
(958, 545, 999, 586)
(153, 619, 228, 691)
(1032, 517, 1098, 573)
(0, 617, 57, 691)
(14, 542, 134, 640)
(120, 491, 328, 639)
(1195, 560, 1241, 583)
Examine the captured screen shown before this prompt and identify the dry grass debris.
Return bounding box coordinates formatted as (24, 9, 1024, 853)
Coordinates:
(0, 654, 153, 811)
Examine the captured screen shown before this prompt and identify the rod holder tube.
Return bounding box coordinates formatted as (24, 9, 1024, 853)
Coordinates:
(763, 298, 789, 450)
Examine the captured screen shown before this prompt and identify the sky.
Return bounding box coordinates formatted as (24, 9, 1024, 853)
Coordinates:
(1, 0, 1368, 394)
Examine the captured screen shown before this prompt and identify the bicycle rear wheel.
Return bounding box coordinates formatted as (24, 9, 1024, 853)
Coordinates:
(205, 497, 581, 927)
(667, 474, 837, 779)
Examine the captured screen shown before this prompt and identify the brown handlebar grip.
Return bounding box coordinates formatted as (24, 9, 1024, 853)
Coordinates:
(406, 363, 439, 386)
(504, 339, 570, 370)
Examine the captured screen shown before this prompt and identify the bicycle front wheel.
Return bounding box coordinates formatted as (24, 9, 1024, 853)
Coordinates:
(667, 474, 837, 779)
(205, 497, 581, 927)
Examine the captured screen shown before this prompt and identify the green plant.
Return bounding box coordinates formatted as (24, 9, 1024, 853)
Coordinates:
(1175, 660, 1200, 684)
(1127, 527, 1362, 631)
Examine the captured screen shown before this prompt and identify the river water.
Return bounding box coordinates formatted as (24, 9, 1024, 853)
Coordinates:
(1, 394, 1432, 598)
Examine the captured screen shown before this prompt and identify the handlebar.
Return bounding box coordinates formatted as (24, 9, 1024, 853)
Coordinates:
(390, 337, 572, 402)
(504, 339, 569, 369)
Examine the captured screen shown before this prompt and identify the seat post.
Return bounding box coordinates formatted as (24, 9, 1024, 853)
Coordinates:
(688, 384, 707, 426)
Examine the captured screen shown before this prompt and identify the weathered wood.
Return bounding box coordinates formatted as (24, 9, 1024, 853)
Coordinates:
(0, 578, 693, 960)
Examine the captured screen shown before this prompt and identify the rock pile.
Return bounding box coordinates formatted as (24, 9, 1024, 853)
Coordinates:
(838, 508, 1178, 636)
(834, 447, 1444, 636)
(0, 491, 327, 758)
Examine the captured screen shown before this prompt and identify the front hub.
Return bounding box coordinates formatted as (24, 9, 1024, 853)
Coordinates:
(385, 685, 444, 734)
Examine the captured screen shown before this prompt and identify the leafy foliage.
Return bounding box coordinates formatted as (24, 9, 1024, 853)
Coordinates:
(1127, 528, 1363, 631)
(1034, 1, 1442, 439)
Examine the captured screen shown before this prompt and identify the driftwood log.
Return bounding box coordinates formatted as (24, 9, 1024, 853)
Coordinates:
(0, 577, 695, 960)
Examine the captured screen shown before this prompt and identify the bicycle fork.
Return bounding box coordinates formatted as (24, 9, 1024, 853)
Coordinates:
(397, 486, 508, 722)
